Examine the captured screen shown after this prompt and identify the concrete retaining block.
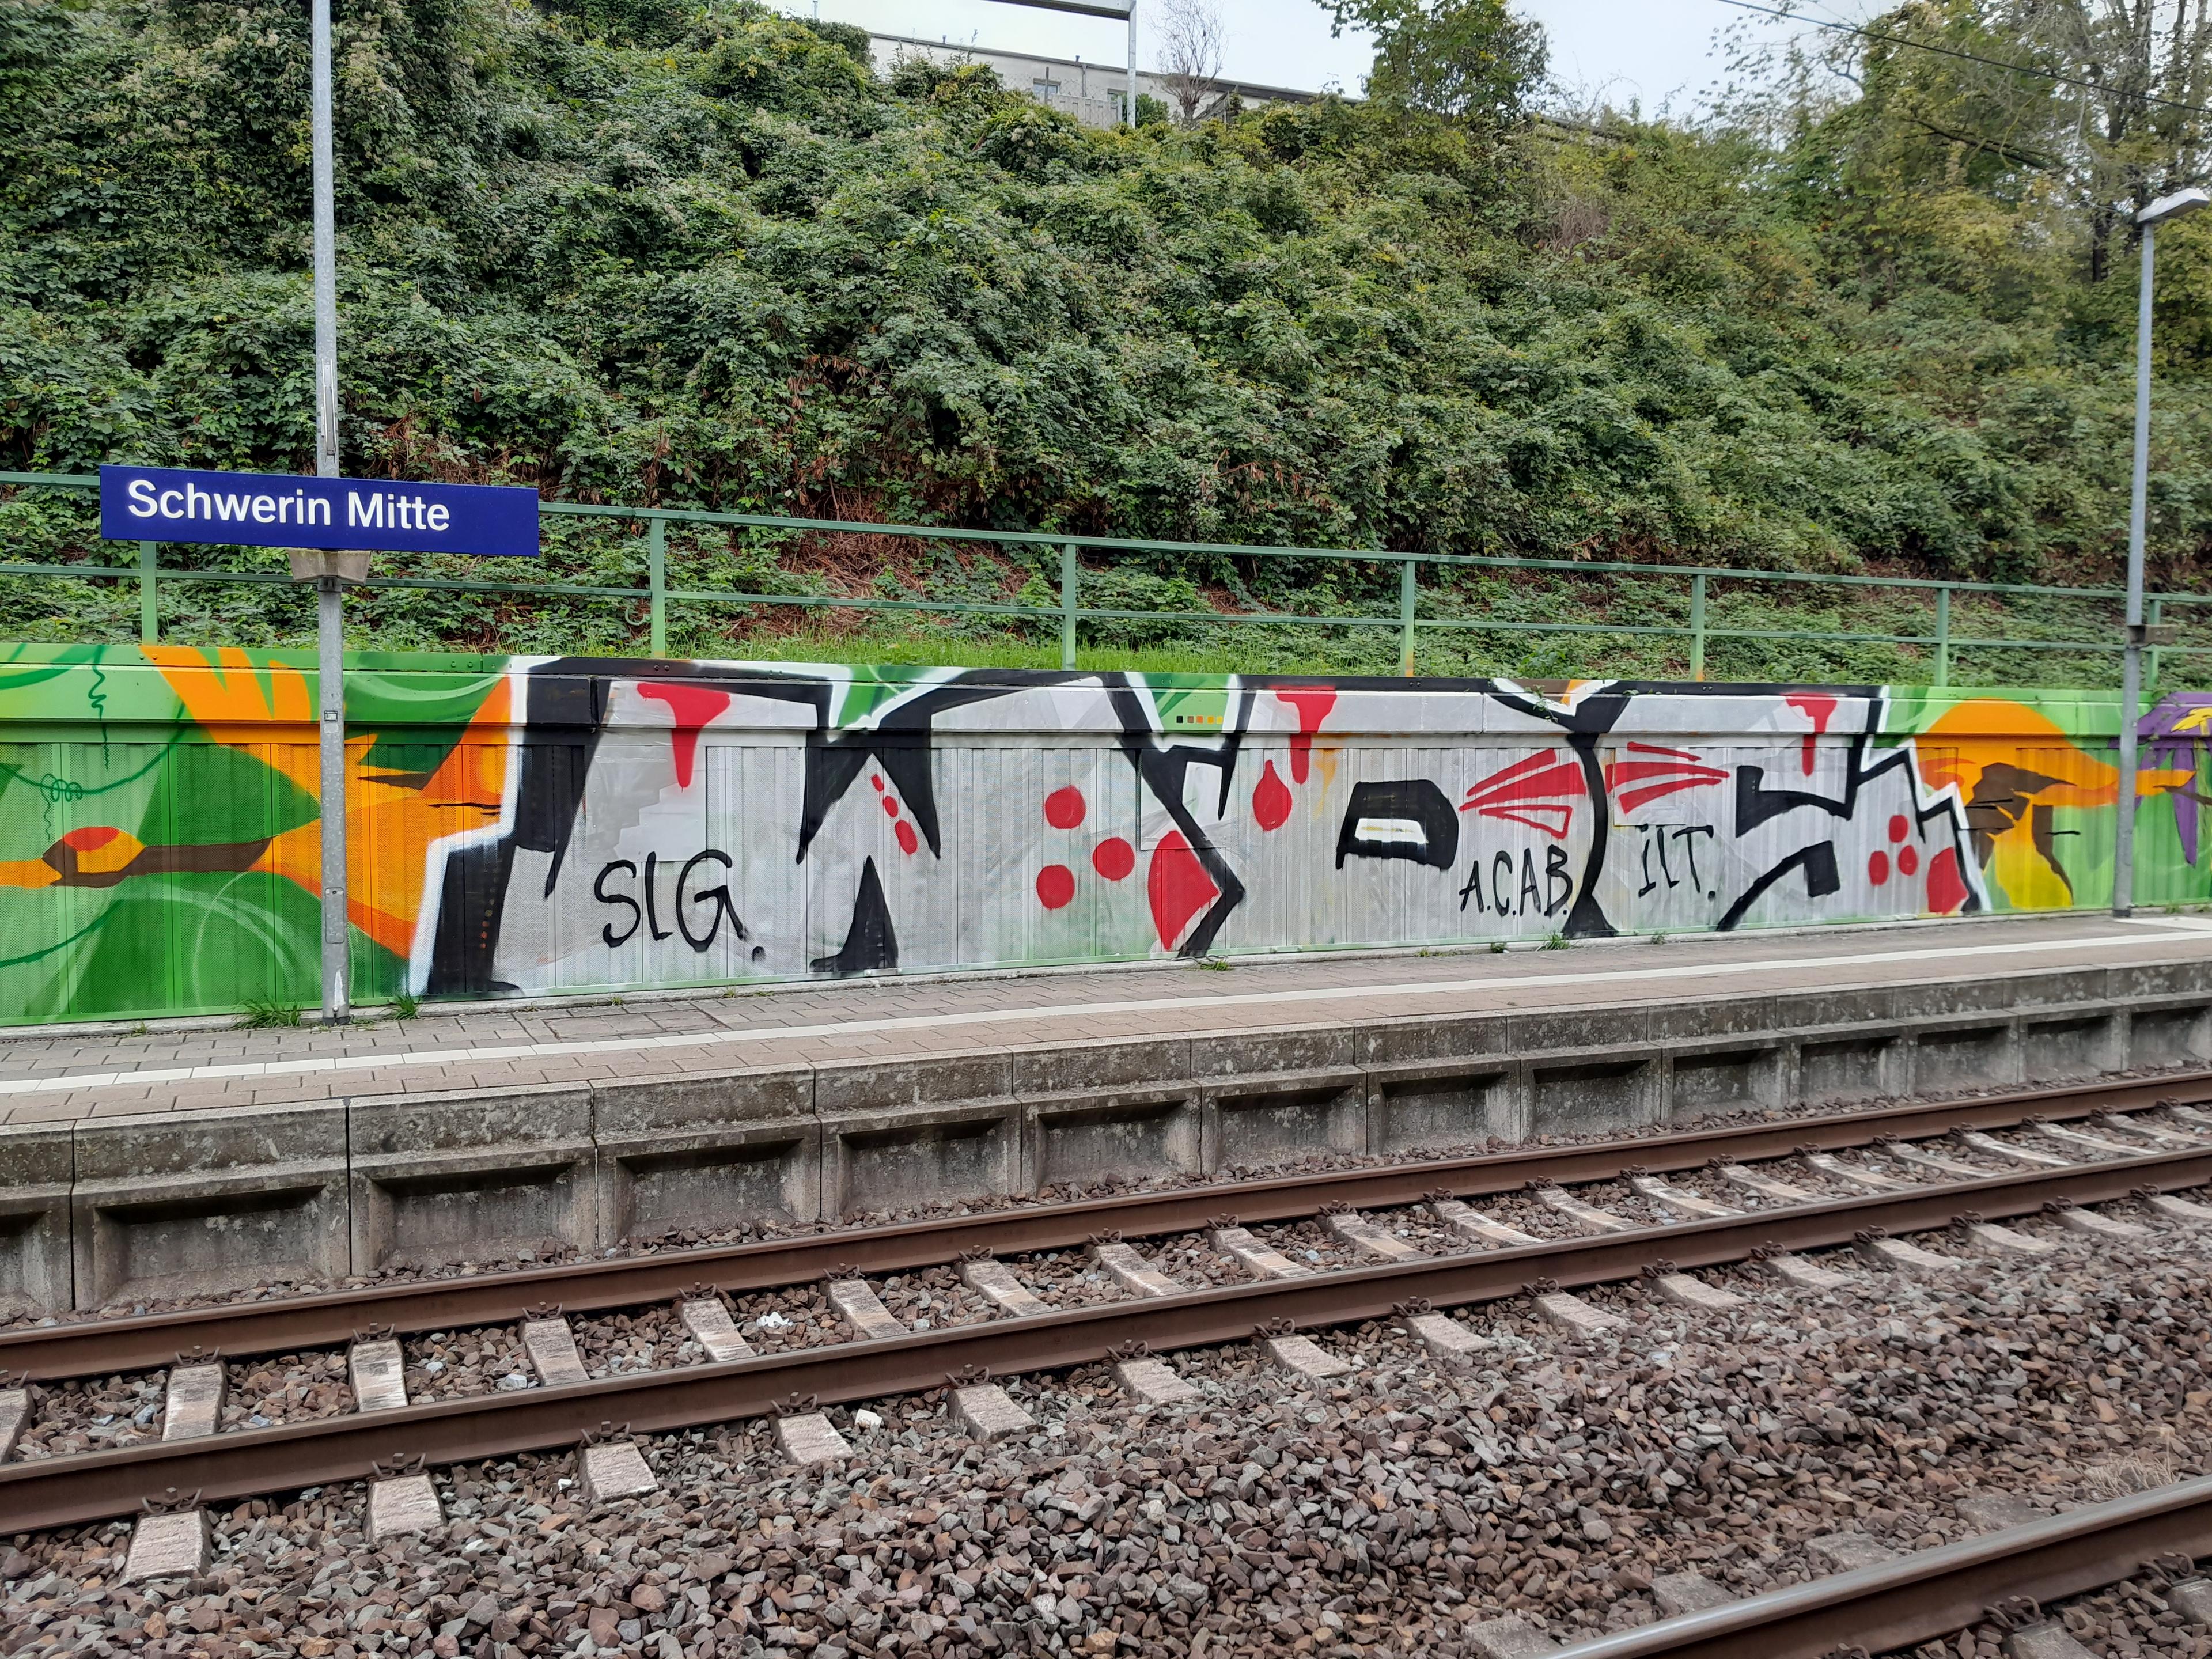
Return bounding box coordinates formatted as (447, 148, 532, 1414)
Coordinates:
(2020, 1006, 2123, 1079)
(1022, 1084, 1200, 1192)
(1363, 1058, 1514, 1153)
(1528, 1056, 1659, 1135)
(71, 1103, 348, 1309)
(1796, 1028, 1906, 1104)
(1909, 1017, 2020, 1093)
(820, 1089, 1021, 1220)
(0, 1125, 72, 1316)
(2126, 997, 2212, 1067)
(349, 1084, 597, 1272)
(1664, 1040, 1786, 1117)
(1202, 1069, 1368, 1168)
(591, 1065, 816, 1238)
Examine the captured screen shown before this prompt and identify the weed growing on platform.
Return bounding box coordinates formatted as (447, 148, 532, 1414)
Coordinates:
(238, 1000, 301, 1029)
(1541, 932, 1569, 950)
(392, 992, 421, 1021)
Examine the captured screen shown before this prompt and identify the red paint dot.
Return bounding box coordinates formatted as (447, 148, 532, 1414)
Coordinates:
(1927, 846, 1970, 914)
(1036, 864, 1077, 910)
(881, 796, 899, 819)
(59, 826, 120, 851)
(1092, 836, 1135, 881)
(1888, 814, 1908, 843)
(1252, 759, 1293, 832)
(1044, 786, 1087, 830)
(1898, 845, 1920, 877)
(895, 820, 918, 856)
(1868, 850, 1891, 887)
(870, 775, 884, 792)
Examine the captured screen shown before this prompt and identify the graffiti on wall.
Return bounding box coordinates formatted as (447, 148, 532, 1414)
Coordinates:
(2, 642, 2207, 1022)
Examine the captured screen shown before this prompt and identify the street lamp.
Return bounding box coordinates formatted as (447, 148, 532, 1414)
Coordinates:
(2113, 185, 2208, 918)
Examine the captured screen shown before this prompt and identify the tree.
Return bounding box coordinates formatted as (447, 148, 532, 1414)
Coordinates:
(1157, 0, 1225, 124)
(1325, 0, 1548, 128)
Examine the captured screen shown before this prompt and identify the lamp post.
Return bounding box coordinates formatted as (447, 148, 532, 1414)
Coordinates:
(306, 0, 351, 1022)
(2114, 185, 2209, 918)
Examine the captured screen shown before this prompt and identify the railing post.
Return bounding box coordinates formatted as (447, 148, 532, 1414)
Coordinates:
(647, 518, 666, 658)
(138, 541, 158, 645)
(1688, 573, 1707, 681)
(1060, 544, 1079, 671)
(1398, 556, 1418, 677)
(1935, 586, 1952, 688)
(2150, 596, 2166, 692)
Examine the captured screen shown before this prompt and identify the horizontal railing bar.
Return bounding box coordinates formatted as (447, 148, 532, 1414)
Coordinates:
(0, 469, 2190, 604)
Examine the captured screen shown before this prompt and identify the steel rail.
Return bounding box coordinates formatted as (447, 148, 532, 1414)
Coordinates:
(1547, 1474, 2212, 1659)
(5, 1141, 2207, 1535)
(5, 1069, 2207, 1385)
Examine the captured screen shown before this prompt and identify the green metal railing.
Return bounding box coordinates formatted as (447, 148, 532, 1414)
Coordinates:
(2, 468, 2205, 684)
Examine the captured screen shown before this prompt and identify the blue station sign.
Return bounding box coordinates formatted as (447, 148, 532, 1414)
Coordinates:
(99, 464, 540, 557)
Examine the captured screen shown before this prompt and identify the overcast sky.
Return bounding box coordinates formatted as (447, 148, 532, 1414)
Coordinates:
(781, 0, 1878, 113)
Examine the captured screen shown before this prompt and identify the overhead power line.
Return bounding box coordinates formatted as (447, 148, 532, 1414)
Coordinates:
(1715, 0, 2212, 121)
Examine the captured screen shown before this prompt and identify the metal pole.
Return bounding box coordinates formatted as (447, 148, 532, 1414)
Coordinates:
(1127, 0, 1138, 127)
(1059, 544, 1079, 671)
(138, 543, 158, 645)
(312, 0, 347, 1022)
(648, 518, 667, 657)
(2150, 596, 2165, 692)
(1398, 556, 1417, 677)
(1934, 585, 1951, 689)
(2118, 222, 2156, 918)
(1688, 573, 1706, 681)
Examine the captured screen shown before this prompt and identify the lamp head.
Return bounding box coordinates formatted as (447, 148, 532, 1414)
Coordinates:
(2138, 187, 2211, 226)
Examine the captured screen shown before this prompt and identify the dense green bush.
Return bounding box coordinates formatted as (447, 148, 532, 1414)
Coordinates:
(4, 0, 2210, 675)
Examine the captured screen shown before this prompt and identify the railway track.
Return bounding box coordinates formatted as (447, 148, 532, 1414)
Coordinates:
(1545, 1471, 2212, 1659)
(8, 1070, 2212, 1550)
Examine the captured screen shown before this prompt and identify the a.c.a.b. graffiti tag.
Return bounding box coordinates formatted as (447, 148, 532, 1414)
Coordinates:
(1457, 843, 1574, 918)
(592, 850, 749, 952)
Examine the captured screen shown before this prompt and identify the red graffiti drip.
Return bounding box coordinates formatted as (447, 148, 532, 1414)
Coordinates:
(1092, 836, 1135, 881)
(637, 684, 733, 790)
(895, 820, 918, 857)
(1147, 830, 1220, 951)
(1926, 846, 1969, 914)
(1036, 864, 1076, 910)
(1784, 693, 1838, 777)
(1272, 687, 1338, 784)
(1044, 785, 1086, 830)
(1252, 759, 1293, 831)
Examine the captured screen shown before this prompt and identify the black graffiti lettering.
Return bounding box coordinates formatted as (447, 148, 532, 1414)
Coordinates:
(1517, 848, 1543, 915)
(1653, 827, 1675, 888)
(594, 859, 641, 948)
(1491, 851, 1514, 914)
(676, 849, 745, 952)
(1672, 824, 1714, 892)
(642, 851, 672, 941)
(1545, 843, 1573, 916)
(1457, 854, 1485, 912)
(1638, 831, 1659, 897)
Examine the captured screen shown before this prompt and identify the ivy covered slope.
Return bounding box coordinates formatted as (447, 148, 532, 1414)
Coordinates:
(2, 0, 2209, 681)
